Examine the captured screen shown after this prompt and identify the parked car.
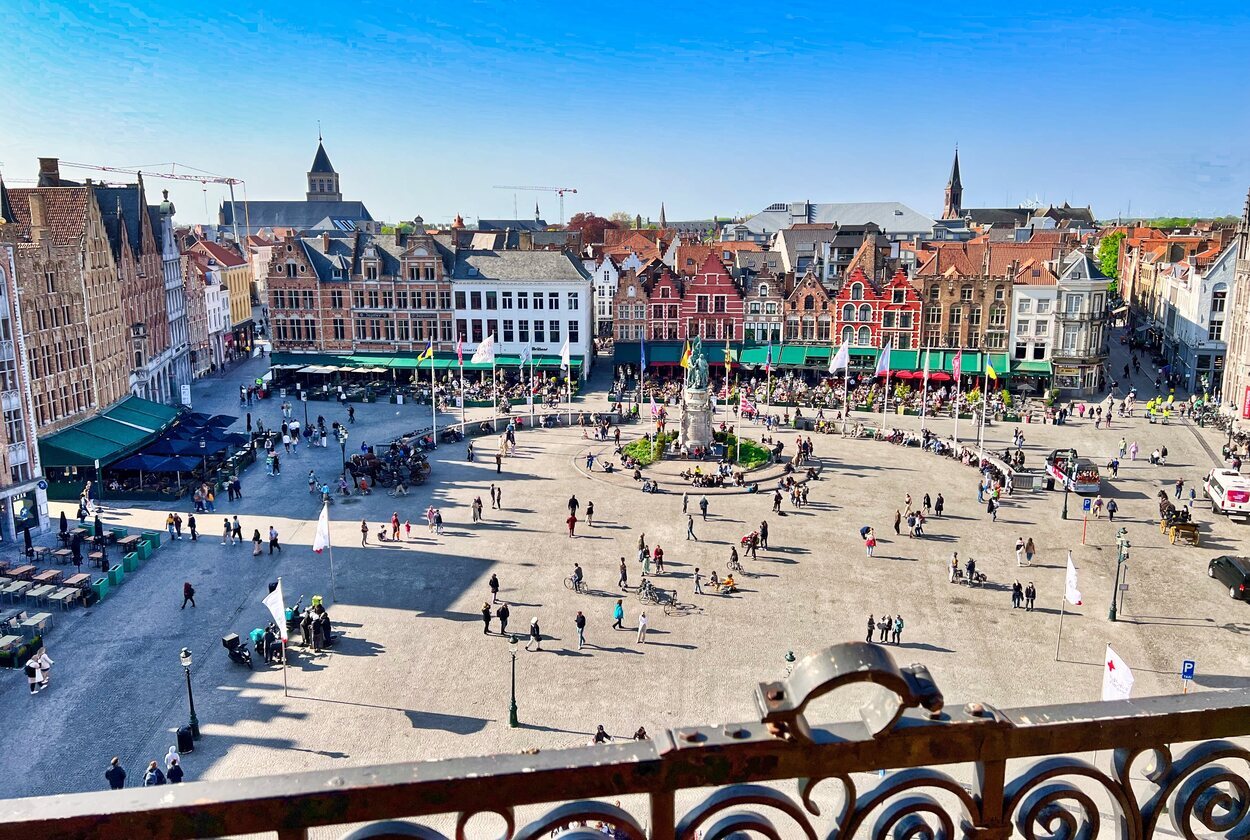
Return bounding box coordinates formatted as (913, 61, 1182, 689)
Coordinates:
(1207, 555, 1250, 600)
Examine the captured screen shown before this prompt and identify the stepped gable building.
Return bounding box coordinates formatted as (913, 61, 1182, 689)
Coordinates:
(219, 138, 374, 236)
(2, 164, 130, 432)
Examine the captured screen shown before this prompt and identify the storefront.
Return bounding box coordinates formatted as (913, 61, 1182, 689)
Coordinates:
(0, 482, 46, 544)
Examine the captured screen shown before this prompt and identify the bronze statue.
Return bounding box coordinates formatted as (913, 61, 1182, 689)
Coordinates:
(685, 338, 710, 391)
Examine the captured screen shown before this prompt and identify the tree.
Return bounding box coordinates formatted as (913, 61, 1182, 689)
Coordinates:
(607, 211, 634, 230)
(1096, 231, 1125, 280)
(565, 212, 617, 245)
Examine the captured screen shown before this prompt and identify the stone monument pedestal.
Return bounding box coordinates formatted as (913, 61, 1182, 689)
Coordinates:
(680, 388, 714, 451)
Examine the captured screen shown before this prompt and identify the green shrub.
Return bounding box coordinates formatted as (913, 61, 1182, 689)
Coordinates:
(622, 431, 677, 466)
(714, 431, 771, 469)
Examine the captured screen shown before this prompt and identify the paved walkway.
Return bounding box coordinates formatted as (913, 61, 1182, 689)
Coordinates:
(1, 336, 1248, 812)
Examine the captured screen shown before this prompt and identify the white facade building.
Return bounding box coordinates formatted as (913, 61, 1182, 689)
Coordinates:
(452, 249, 592, 379)
(588, 256, 620, 339)
(205, 267, 231, 372)
(156, 198, 193, 403)
(1051, 252, 1111, 395)
(1010, 277, 1057, 367)
(1159, 243, 1236, 396)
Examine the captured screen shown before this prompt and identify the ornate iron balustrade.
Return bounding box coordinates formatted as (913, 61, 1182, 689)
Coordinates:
(3, 643, 1249, 840)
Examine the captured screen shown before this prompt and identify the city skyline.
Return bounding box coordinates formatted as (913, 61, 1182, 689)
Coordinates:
(3, 1, 1249, 224)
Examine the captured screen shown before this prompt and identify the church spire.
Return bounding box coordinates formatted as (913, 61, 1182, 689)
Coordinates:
(659, 202, 667, 228)
(942, 146, 963, 220)
(0, 175, 14, 225)
(307, 134, 342, 202)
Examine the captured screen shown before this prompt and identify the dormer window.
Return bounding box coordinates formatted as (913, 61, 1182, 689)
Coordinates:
(851, 283, 863, 301)
(366, 264, 379, 281)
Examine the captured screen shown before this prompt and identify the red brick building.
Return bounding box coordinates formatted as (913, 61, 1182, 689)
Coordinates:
(678, 252, 743, 341)
(831, 268, 923, 349)
(646, 271, 683, 341)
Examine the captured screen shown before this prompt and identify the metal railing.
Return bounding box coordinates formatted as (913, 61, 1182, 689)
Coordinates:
(2, 642, 1248, 840)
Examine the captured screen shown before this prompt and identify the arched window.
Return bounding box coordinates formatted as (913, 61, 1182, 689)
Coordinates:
(626, 286, 635, 297)
(858, 326, 871, 345)
(858, 304, 871, 322)
(803, 294, 815, 311)
(758, 284, 769, 297)
(842, 326, 854, 345)
(842, 304, 854, 322)
(851, 283, 863, 301)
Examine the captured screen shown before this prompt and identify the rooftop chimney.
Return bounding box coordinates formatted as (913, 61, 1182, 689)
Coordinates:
(37, 157, 61, 188)
(27, 193, 47, 245)
(321, 232, 330, 252)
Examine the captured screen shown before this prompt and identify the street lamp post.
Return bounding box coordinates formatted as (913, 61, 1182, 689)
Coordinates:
(179, 647, 201, 739)
(337, 427, 349, 477)
(508, 634, 519, 727)
(1109, 527, 1130, 621)
(1061, 482, 1070, 520)
(302, 392, 309, 427)
(199, 439, 208, 483)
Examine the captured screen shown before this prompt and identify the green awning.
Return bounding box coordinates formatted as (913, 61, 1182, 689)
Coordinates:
(39, 396, 180, 469)
(804, 347, 832, 364)
(1012, 359, 1053, 375)
(887, 350, 920, 372)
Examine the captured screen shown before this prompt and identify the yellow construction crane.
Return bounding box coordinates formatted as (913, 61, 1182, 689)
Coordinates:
(493, 185, 578, 225)
(60, 161, 249, 241)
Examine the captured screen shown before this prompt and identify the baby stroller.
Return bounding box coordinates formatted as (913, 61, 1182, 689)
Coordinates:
(740, 531, 758, 548)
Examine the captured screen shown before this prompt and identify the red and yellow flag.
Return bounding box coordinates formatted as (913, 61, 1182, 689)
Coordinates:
(680, 340, 692, 369)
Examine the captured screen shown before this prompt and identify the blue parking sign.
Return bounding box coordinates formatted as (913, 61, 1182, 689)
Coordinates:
(1181, 660, 1196, 681)
(1082, 498, 1092, 512)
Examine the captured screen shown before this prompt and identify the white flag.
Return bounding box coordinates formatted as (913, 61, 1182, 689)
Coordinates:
(520, 345, 532, 365)
(312, 502, 330, 554)
(559, 339, 571, 371)
(472, 333, 496, 364)
(875, 342, 892, 377)
(1064, 550, 1082, 606)
(262, 579, 287, 642)
(1102, 644, 1135, 701)
(829, 339, 850, 373)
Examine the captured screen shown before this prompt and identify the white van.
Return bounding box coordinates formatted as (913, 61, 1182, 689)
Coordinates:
(1205, 470, 1250, 518)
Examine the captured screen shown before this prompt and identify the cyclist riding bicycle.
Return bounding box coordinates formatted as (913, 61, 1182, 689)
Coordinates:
(572, 563, 584, 592)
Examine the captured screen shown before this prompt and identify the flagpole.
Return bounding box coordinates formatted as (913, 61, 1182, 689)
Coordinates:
(921, 349, 929, 426)
(1054, 596, 1067, 662)
(458, 358, 466, 432)
(977, 374, 987, 456)
(881, 365, 890, 432)
(277, 576, 289, 697)
(429, 356, 437, 445)
(953, 365, 962, 447)
(492, 358, 498, 432)
(324, 502, 336, 604)
(529, 352, 535, 424)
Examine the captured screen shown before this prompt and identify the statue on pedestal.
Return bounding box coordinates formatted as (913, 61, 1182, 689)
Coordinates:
(680, 337, 714, 451)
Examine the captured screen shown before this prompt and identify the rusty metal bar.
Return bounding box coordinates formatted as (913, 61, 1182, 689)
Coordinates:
(0, 645, 1246, 840)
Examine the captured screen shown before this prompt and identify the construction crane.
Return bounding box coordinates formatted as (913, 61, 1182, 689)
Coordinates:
(492, 185, 578, 226)
(60, 161, 249, 242)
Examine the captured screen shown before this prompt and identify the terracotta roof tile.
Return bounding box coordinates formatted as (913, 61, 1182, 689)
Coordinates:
(192, 240, 247, 267)
(5, 187, 90, 247)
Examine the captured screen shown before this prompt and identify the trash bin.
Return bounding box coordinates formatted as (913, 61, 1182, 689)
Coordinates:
(176, 725, 195, 754)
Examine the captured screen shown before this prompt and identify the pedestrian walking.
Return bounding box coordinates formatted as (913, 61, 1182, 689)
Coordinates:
(188, 514, 197, 542)
(252, 529, 263, 556)
(575, 611, 587, 649)
(1129, 441, 1139, 461)
(360, 518, 369, 546)
(173, 513, 183, 540)
(1188, 487, 1197, 508)
(618, 557, 628, 590)
(866, 614, 875, 643)
(525, 617, 542, 651)
(1024, 582, 1036, 611)
(586, 501, 594, 527)
(1093, 496, 1104, 518)
(495, 452, 503, 474)
(391, 512, 401, 539)
(434, 509, 444, 535)
(864, 528, 876, 557)
(934, 493, 945, 516)
(653, 545, 665, 574)
(682, 492, 689, 513)
(699, 495, 709, 520)
(268, 525, 281, 554)
(566, 513, 577, 538)
(222, 517, 232, 545)
(166, 513, 177, 541)
(694, 567, 703, 595)
(612, 599, 624, 629)
(1175, 478, 1185, 499)
(143, 762, 166, 787)
(636, 610, 648, 643)
(686, 514, 697, 541)
(1025, 537, 1036, 565)
(232, 516, 242, 544)
(105, 757, 126, 790)
(923, 493, 932, 514)
(481, 602, 492, 634)
(167, 758, 184, 784)
(1160, 445, 1168, 466)
(1015, 537, 1026, 566)
(496, 602, 510, 636)
(892, 615, 903, 644)
(490, 484, 499, 509)
(759, 520, 769, 549)
(489, 573, 500, 603)
(181, 581, 196, 609)
(1012, 581, 1023, 608)
(1107, 499, 1118, 521)
(893, 509, 901, 535)
(987, 498, 998, 522)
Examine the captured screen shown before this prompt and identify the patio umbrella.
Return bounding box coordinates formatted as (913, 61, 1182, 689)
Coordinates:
(59, 511, 68, 535)
(145, 438, 206, 456)
(1015, 382, 1039, 394)
(149, 456, 203, 472)
(206, 413, 239, 428)
(23, 526, 32, 557)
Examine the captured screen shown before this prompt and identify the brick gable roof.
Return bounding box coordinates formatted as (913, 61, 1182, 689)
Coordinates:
(5, 187, 91, 247)
(915, 242, 1058, 278)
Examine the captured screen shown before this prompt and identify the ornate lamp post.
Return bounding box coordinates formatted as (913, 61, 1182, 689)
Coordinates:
(1109, 527, 1129, 621)
(180, 647, 201, 739)
(337, 426, 349, 477)
(508, 634, 519, 727)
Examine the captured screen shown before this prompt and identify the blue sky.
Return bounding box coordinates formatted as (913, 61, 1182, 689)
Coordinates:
(3, 1, 1249, 225)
